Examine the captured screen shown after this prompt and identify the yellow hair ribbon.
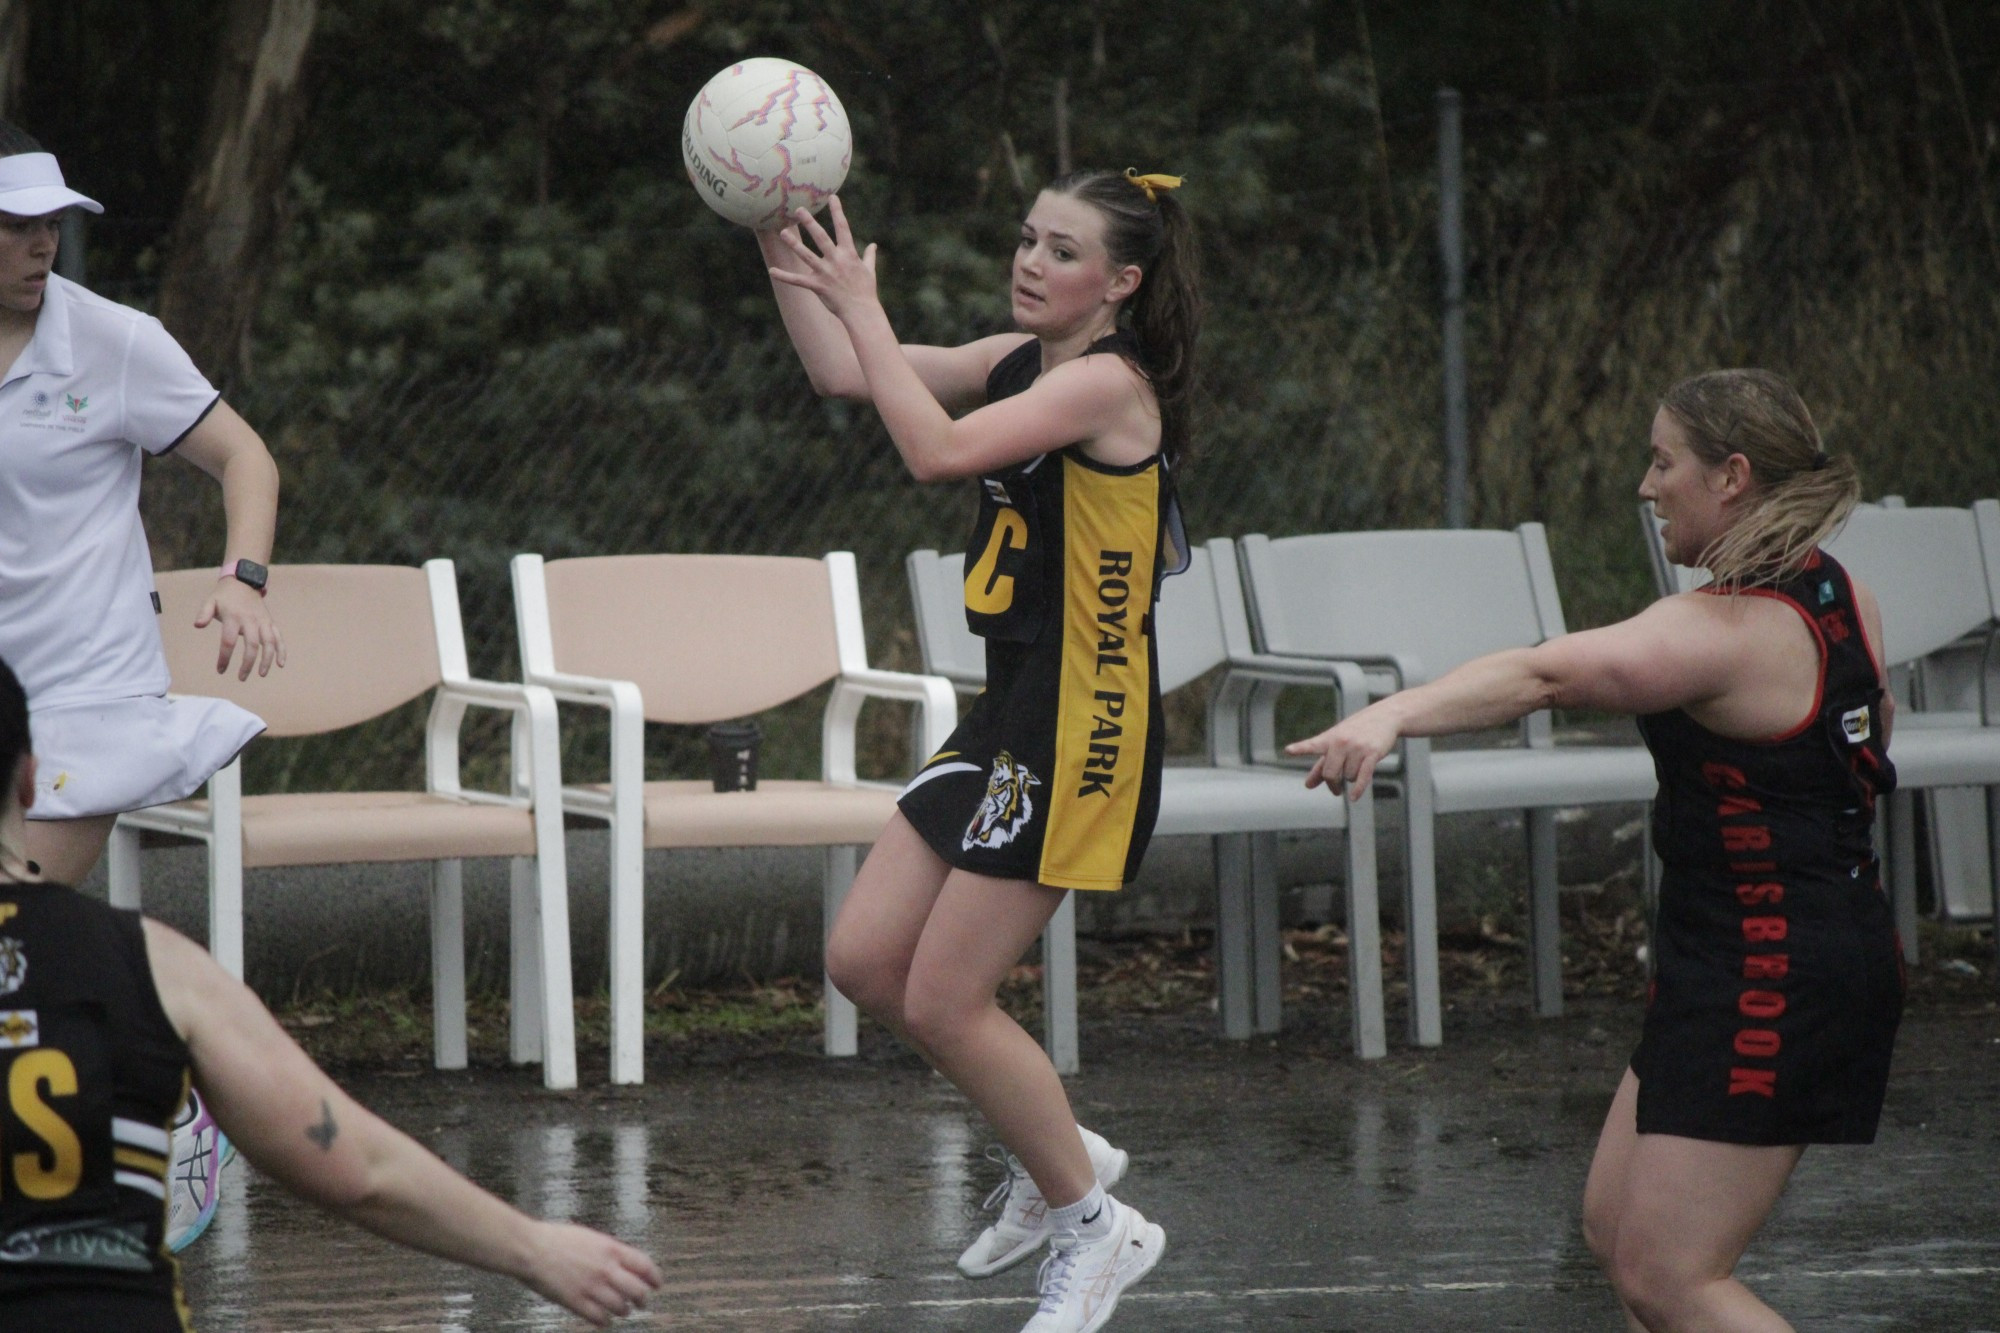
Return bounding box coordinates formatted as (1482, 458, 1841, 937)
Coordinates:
(1123, 168, 1184, 204)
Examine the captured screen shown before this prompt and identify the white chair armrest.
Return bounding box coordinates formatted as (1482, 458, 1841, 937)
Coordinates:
(1226, 652, 1383, 706)
(519, 667, 646, 711)
(824, 668, 960, 783)
(840, 666, 959, 705)
(1223, 649, 1423, 765)
(516, 667, 647, 817)
(438, 676, 539, 709)
(428, 677, 562, 804)
(1315, 650, 1428, 690)
(1209, 654, 1377, 766)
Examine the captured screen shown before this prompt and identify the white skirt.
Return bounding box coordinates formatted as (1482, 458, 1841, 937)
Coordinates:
(27, 694, 266, 820)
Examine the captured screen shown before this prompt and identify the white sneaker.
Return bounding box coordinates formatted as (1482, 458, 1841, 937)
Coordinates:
(1021, 1197, 1165, 1333)
(166, 1087, 227, 1253)
(958, 1126, 1130, 1278)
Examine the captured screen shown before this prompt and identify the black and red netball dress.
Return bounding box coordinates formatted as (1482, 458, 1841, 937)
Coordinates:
(1634, 549, 1902, 1145)
(898, 333, 1185, 892)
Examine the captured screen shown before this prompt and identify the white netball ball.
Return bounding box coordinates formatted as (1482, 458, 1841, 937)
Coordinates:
(682, 58, 852, 230)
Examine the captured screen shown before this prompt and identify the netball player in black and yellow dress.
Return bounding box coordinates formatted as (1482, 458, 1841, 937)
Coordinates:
(760, 171, 1198, 1333)
(0, 657, 662, 1329)
(1290, 370, 1902, 1333)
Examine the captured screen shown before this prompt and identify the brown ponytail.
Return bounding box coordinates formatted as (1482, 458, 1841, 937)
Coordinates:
(1660, 369, 1861, 591)
(1046, 169, 1203, 465)
(0, 656, 27, 780)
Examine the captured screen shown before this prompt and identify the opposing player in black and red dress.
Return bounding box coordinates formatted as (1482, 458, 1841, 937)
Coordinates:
(1288, 369, 1900, 1333)
(0, 656, 662, 1330)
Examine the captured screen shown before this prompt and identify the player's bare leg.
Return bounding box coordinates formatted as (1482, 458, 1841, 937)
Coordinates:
(828, 812, 1147, 1310)
(1583, 1072, 1656, 1332)
(1584, 1068, 1803, 1332)
(824, 812, 951, 1055)
(901, 868, 1093, 1206)
(23, 814, 115, 884)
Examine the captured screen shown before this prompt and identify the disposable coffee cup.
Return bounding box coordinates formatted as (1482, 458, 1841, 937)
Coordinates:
(706, 719, 761, 792)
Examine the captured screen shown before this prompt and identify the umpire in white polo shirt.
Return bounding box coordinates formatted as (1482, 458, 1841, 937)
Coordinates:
(0, 121, 282, 887)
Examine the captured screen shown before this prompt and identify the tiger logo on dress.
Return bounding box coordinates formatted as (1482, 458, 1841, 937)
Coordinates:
(963, 751, 1042, 851)
(0, 936, 24, 996)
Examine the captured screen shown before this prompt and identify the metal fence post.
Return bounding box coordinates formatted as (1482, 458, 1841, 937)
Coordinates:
(1438, 87, 1468, 529)
(57, 211, 86, 286)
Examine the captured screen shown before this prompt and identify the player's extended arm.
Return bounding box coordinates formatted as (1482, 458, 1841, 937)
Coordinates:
(174, 402, 286, 679)
(143, 922, 662, 1327)
(1286, 595, 1738, 797)
(773, 199, 1135, 480)
(760, 223, 873, 397)
(764, 201, 1023, 416)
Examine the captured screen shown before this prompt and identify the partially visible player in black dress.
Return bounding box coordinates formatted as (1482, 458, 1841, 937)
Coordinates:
(760, 172, 1198, 1333)
(0, 656, 662, 1329)
(1288, 369, 1899, 1333)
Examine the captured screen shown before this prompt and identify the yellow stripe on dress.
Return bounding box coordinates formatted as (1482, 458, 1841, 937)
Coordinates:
(115, 1145, 169, 1178)
(1042, 458, 1159, 890)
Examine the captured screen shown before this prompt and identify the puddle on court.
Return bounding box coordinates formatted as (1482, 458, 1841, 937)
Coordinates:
(179, 1000, 2000, 1331)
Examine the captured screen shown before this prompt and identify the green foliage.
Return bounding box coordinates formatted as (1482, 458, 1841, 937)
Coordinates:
(29, 1, 2000, 791)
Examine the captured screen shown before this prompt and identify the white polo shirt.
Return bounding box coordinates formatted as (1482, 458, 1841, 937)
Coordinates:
(0, 272, 219, 709)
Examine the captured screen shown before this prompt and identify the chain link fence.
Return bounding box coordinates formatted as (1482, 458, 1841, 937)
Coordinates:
(132, 104, 2000, 796)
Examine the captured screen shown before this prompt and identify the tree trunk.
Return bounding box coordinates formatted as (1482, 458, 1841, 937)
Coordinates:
(0, 0, 28, 119)
(155, 0, 317, 384)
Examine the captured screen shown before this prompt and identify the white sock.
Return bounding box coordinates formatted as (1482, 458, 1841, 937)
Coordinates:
(1047, 1183, 1112, 1240)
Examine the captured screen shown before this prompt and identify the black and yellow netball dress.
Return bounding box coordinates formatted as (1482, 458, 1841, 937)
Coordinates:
(0, 882, 195, 1331)
(898, 333, 1186, 892)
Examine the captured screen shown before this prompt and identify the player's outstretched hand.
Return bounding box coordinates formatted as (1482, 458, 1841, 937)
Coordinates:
(1285, 702, 1403, 800)
(195, 577, 287, 680)
(768, 195, 879, 318)
(519, 1220, 662, 1327)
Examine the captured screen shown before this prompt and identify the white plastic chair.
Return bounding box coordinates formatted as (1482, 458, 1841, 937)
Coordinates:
(511, 551, 957, 1085)
(1237, 525, 1659, 1039)
(908, 539, 1388, 1060)
(110, 562, 580, 1089)
(1824, 502, 2000, 955)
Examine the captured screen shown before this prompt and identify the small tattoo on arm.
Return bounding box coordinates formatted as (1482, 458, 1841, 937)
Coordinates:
(305, 1099, 338, 1151)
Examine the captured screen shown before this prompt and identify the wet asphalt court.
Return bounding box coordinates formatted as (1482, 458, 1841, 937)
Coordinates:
(180, 998, 2000, 1332)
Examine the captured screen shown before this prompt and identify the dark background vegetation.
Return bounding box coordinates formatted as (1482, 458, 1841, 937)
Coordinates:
(15, 0, 2000, 789)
